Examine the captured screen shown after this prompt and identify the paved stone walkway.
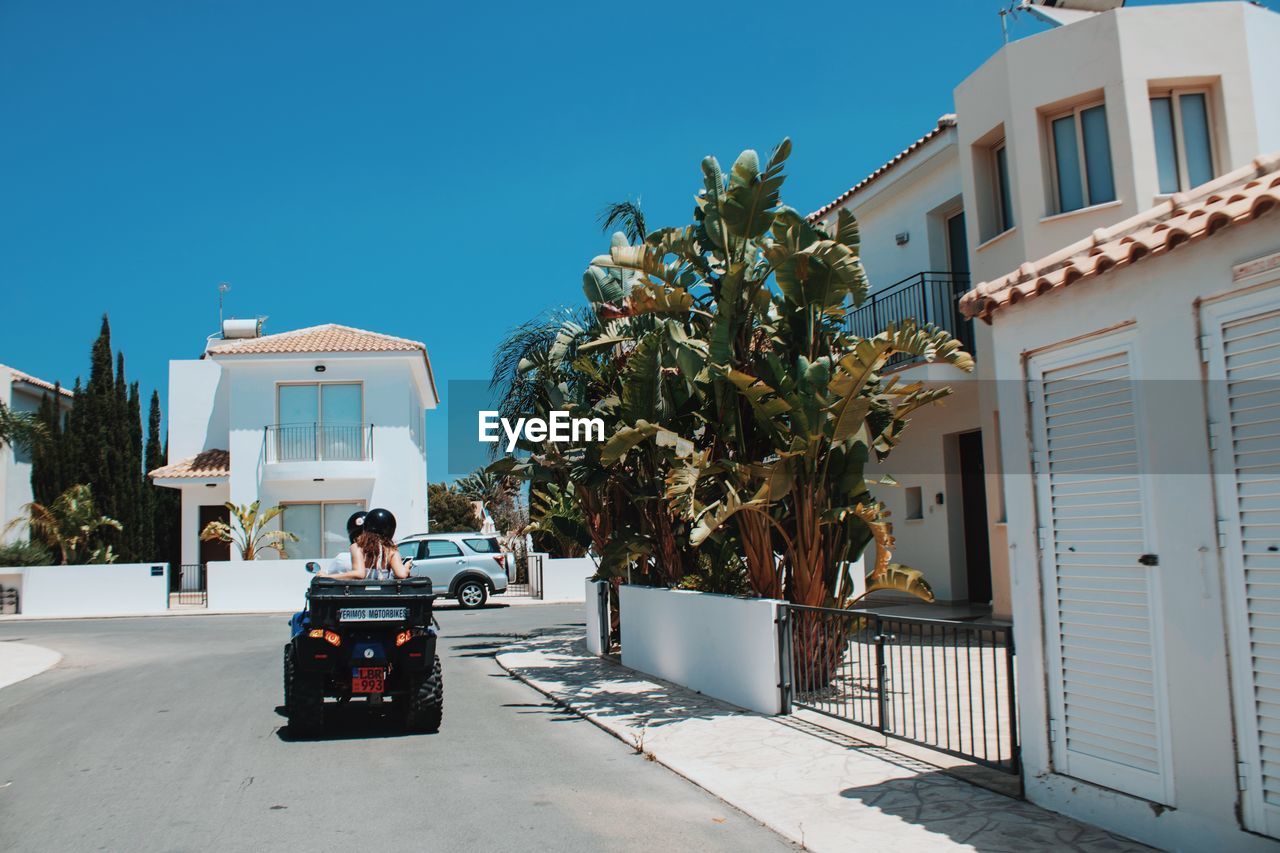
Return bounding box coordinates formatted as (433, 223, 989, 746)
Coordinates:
(496, 630, 1153, 853)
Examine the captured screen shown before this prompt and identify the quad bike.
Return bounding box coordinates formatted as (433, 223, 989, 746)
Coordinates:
(284, 564, 443, 737)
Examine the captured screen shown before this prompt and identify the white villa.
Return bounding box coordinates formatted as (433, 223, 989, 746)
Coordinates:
(809, 1, 1280, 848)
(0, 364, 72, 543)
(149, 322, 438, 568)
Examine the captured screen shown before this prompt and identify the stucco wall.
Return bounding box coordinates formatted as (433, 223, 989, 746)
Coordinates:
(6, 563, 170, 617)
(987, 221, 1280, 849)
(206, 558, 315, 612)
(620, 586, 781, 715)
(540, 557, 594, 602)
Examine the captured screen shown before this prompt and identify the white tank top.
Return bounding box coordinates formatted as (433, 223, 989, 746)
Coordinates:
(364, 546, 393, 580)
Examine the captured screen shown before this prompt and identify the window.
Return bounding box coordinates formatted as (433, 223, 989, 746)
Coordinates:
(1047, 102, 1115, 213)
(423, 540, 464, 559)
(993, 142, 1015, 233)
(282, 501, 364, 558)
(464, 537, 500, 554)
(276, 382, 364, 461)
(1151, 90, 1214, 193)
(905, 487, 924, 521)
(398, 541, 421, 561)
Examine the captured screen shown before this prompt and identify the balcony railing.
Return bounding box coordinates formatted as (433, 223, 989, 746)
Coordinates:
(265, 423, 373, 463)
(846, 271, 973, 366)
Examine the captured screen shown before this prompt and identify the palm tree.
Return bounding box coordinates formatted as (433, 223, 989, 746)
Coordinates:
(200, 500, 297, 560)
(11, 483, 122, 565)
(0, 401, 47, 453)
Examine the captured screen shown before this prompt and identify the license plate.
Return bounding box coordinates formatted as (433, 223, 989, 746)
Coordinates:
(339, 607, 407, 622)
(352, 667, 385, 694)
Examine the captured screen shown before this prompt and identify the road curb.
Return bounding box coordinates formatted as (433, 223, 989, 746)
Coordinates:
(0, 642, 62, 690)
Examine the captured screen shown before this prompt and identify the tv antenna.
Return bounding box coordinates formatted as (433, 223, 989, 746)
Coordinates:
(1001, 1, 1125, 42)
(218, 282, 231, 328)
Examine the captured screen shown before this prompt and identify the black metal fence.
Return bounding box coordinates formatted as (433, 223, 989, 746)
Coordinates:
(174, 563, 207, 606)
(847, 271, 973, 365)
(778, 604, 1018, 774)
(265, 423, 373, 463)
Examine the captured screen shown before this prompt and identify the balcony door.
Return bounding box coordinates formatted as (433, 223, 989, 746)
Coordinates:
(946, 211, 969, 276)
(276, 382, 363, 461)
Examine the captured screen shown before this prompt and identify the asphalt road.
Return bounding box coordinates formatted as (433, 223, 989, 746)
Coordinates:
(0, 604, 793, 853)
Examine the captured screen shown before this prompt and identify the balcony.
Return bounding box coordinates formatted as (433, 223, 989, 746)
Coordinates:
(846, 271, 974, 368)
(262, 423, 375, 482)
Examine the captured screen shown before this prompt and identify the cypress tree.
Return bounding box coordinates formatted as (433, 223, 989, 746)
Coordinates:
(128, 381, 148, 561)
(31, 390, 63, 505)
(146, 392, 180, 568)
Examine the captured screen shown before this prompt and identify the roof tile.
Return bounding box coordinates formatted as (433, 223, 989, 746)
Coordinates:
(206, 323, 426, 357)
(149, 449, 230, 480)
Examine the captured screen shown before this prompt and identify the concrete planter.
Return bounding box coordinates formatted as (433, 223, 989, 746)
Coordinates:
(540, 556, 596, 602)
(619, 585, 782, 714)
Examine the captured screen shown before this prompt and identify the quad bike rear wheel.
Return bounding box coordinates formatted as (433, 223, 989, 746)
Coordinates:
(285, 647, 325, 738)
(403, 654, 443, 733)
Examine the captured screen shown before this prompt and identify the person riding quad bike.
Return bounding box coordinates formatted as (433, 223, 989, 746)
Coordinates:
(283, 508, 442, 736)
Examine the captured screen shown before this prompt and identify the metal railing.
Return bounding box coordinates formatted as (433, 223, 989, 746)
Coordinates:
(778, 603, 1019, 774)
(265, 423, 373, 463)
(174, 563, 207, 606)
(847, 271, 974, 365)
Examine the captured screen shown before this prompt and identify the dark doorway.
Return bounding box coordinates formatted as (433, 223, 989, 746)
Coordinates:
(198, 505, 231, 564)
(946, 211, 969, 276)
(958, 431, 992, 604)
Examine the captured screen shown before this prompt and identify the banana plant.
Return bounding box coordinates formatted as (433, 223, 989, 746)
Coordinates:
(199, 500, 297, 561)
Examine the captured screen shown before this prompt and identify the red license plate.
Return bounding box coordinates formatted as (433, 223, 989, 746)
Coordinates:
(351, 667, 385, 694)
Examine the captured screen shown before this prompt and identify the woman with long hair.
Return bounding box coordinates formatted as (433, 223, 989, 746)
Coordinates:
(328, 508, 409, 580)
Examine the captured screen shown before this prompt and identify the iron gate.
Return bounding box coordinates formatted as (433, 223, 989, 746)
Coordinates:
(506, 552, 544, 599)
(778, 604, 1019, 774)
(174, 563, 207, 606)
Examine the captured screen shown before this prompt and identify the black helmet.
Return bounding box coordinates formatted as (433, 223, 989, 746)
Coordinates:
(346, 511, 368, 543)
(363, 508, 396, 539)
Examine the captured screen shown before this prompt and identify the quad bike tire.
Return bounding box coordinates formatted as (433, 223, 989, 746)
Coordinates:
(403, 654, 443, 733)
(285, 646, 325, 738)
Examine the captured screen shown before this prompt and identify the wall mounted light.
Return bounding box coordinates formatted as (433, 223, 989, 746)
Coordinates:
(313, 478, 325, 482)
(895, 231, 910, 246)
(314, 364, 327, 373)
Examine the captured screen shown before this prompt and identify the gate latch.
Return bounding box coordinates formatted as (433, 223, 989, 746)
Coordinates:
(1138, 554, 1159, 566)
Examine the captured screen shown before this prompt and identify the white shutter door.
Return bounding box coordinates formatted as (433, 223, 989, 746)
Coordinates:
(1205, 292, 1280, 838)
(1030, 341, 1170, 802)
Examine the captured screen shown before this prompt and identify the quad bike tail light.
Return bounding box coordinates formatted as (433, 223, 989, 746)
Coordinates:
(308, 629, 342, 646)
(395, 630, 414, 647)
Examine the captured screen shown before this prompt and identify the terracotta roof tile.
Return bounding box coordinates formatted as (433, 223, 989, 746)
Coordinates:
(149, 449, 230, 480)
(2, 365, 73, 398)
(206, 323, 426, 357)
(807, 115, 958, 223)
(960, 153, 1280, 322)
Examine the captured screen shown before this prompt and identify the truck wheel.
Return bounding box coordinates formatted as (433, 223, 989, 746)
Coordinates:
(456, 580, 487, 609)
(404, 655, 443, 733)
(285, 648, 325, 738)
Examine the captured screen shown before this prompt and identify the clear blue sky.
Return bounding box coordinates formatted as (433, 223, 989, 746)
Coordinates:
(0, 0, 1215, 480)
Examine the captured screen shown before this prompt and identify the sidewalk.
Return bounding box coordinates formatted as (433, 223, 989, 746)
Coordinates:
(495, 631, 1151, 853)
(0, 641, 61, 690)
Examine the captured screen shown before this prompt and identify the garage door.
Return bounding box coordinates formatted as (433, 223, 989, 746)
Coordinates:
(1029, 332, 1171, 803)
(1203, 286, 1280, 838)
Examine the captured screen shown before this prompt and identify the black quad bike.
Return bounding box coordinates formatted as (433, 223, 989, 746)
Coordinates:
(284, 569, 443, 737)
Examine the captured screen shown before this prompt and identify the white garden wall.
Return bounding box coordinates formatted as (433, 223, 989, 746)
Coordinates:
(206, 559, 315, 612)
(3, 563, 170, 617)
(540, 557, 595, 602)
(620, 586, 781, 715)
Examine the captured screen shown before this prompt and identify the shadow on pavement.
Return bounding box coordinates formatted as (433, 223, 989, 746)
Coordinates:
(273, 702, 440, 743)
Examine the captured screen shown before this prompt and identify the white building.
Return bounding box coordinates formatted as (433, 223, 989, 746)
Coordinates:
(809, 1, 1280, 847)
(150, 323, 438, 567)
(810, 1, 1280, 627)
(0, 365, 72, 544)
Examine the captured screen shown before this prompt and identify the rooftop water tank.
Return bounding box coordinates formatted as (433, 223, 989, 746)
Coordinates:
(222, 318, 263, 339)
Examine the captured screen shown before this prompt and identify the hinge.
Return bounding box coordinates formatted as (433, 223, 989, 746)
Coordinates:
(1026, 383, 1036, 404)
(1037, 527, 1048, 551)
(1031, 451, 1042, 475)
(1199, 334, 1212, 363)
(1238, 761, 1249, 791)
(1048, 717, 1058, 742)
(1217, 521, 1228, 551)
(1207, 420, 1218, 452)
